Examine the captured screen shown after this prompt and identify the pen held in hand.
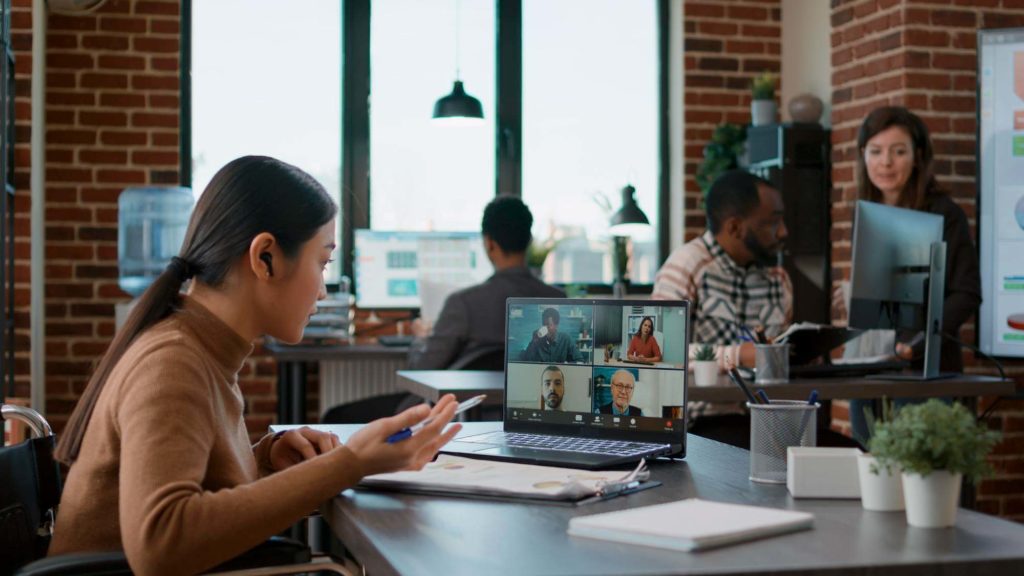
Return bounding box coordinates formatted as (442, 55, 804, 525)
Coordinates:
(386, 394, 486, 444)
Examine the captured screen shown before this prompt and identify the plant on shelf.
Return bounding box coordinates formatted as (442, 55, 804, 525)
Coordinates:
(691, 343, 718, 387)
(870, 399, 1001, 527)
(695, 123, 748, 196)
(750, 71, 778, 126)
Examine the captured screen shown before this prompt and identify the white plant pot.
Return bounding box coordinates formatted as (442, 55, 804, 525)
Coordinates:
(857, 453, 904, 511)
(751, 99, 777, 126)
(692, 361, 719, 387)
(902, 470, 962, 528)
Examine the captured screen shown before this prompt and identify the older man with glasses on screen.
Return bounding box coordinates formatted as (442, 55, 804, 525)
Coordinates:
(597, 370, 643, 417)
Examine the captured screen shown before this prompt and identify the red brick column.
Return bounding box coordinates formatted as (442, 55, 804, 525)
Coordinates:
(683, 0, 782, 241)
(830, 0, 1024, 521)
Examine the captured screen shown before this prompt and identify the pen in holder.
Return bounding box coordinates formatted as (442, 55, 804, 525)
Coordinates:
(748, 400, 819, 484)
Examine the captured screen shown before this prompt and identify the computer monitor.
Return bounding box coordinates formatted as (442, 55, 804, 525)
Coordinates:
(353, 230, 493, 309)
(848, 200, 947, 379)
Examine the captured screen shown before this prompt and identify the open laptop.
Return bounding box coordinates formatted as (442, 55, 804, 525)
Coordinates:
(440, 298, 690, 469)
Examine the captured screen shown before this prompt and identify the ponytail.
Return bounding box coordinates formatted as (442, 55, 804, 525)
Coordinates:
(55, 259, 194, 464)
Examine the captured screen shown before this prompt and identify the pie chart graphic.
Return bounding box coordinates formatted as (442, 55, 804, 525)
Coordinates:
(1017, 196, 1024, 230)
(1008, 313, 1024, 331)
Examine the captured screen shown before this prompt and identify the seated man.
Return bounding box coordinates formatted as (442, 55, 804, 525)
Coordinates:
(521, 308, 582, 363)
(653, 169, 791, 370)
(408, 196, 564, 369)
(597, 369, 643, 417)
(652, 170, 790, 448)
(540, 365, 565, 411)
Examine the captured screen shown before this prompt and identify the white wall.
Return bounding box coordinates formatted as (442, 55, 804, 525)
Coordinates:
(781, 0, 832, 127)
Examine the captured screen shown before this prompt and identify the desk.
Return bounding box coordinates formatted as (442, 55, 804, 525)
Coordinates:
(395, 370, 1016, 405)
(274, 422, 1024, 576)
(266, 341, 409, 424)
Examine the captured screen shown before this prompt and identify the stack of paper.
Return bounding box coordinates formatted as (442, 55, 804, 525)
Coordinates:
(568, 498, 813, 551)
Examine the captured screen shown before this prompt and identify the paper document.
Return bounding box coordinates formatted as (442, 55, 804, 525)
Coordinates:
(360, 455, 649, 502)
(568, 498, 813, 552)
(774, 322, 829, 344)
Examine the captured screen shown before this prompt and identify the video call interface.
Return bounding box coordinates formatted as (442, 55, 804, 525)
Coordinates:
(505, 302, 689, 433)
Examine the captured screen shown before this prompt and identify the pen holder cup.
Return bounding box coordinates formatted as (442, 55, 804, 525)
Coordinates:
(748, 400, 819, 484)
(754, 343, 789, 384)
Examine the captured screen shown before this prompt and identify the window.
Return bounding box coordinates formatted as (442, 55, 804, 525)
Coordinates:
(369, 0, 496, 232)
(522, 0, 659, 285)
(189, 0, 342, 281)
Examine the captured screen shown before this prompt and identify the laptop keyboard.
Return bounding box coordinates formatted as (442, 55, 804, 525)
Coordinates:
(461, 432, 667, 457)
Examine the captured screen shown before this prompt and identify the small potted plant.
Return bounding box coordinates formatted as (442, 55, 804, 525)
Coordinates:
(750, 71, 777, 126)
(855, 399, 905, 512)
(691, 344, 719, 387)
(871, 400, 1001, 528)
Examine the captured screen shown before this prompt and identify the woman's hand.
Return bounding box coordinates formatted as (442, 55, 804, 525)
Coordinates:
(345, 394, 462, 477)
(269, 427, 341, 471)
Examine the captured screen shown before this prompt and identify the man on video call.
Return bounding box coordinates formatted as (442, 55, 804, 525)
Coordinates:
(521, 307, 582, 363)
(408, 196, 564, 369)
(540, 365, 565, 411)
(597, 369, 643, 417)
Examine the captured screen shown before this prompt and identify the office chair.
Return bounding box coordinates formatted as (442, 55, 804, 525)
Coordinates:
(0, 404, 355, 576)
(447, 344, 505, 371)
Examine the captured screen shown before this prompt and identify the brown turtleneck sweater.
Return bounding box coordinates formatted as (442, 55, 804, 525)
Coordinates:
(49, 297, 364, 576)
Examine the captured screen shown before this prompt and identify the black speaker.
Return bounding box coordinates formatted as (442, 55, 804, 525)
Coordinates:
(747, 123, 831, 325)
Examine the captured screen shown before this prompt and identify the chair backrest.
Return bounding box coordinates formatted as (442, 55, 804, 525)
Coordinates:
(321, 392, 422, 424)
(0, 405, 62, 575)
(447, 345, 505, 371)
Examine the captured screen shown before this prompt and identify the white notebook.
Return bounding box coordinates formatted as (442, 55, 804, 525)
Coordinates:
(567, 498, 814, 552)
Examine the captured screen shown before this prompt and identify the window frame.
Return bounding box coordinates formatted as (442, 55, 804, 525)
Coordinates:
(180, 0, 672, 290)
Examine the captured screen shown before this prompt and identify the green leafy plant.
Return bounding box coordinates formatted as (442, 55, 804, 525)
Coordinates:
(694, 343, 717, 362)
(869, 399, 1001, 483)
(751, 71, 776, 100)
(853, 397, 895, 453)
(526, 238, 558, 269)
(695, 123, 748, 196)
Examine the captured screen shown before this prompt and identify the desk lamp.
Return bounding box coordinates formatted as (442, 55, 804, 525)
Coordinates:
(608, 184, 650, 298)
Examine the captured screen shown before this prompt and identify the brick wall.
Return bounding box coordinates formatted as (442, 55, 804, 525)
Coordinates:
(830, 0, 1024, 521)
(683, 0, 782, 241)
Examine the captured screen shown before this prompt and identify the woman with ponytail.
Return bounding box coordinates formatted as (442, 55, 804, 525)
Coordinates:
(48, 156, 461, 575)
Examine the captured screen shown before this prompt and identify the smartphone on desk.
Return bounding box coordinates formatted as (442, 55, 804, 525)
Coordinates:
(386, 395, 486, 444)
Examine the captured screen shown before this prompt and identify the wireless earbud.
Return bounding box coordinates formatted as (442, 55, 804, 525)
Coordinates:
(259, 252, 274, 277)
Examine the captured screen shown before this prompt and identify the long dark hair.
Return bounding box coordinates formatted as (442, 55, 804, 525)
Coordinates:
(635, 316, 654, 339)
(856, 106, 941, 210)
(56, 156, 337, 465)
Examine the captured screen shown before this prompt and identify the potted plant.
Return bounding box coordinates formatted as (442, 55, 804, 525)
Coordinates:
(695, 123, 748, 197)
(855, 399, 905, 512)
(526, 237, 558, 278)
(691, 344, 719, 387)
(750, 71, 777, 126)
(871, 400, 1001, 528)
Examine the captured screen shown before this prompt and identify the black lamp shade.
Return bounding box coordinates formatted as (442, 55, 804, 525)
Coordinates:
(609, 184, 650, 236)
(433, 80, 484, 121)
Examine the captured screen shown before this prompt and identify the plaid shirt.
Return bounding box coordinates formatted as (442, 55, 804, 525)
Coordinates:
(653, 231, 792, 419)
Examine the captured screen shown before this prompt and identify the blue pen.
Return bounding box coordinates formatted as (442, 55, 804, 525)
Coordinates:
(796, 389, 819, 441)
(756, 389, 771, 405)
(386, 394, 486, 444)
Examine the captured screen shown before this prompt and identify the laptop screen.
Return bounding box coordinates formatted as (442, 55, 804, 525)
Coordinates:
(504, 298, 689, 445)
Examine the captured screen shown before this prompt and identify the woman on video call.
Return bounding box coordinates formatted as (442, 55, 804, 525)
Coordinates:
(839, 107, 981, 437)
(627, 316, 662, 363)
(49, 156, 461, 575)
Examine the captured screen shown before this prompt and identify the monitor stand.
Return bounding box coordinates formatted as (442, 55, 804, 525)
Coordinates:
(868, 241, 954, 381)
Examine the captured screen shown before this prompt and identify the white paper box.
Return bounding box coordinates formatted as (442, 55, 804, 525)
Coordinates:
(787, 447, 862, 499)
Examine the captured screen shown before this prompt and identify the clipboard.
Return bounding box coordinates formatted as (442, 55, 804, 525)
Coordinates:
(356, 455, 661, 507)
(775, 324, 861, 366)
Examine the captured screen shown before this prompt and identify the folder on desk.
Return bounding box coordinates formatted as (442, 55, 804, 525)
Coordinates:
(358, 455, 659, 506)
(568, 498, 814, 551)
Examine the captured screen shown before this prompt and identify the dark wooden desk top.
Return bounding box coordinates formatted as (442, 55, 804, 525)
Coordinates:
(264, 340, 409, 361)
(395, 370, 1017, 403)
(280, 422, 1024, 576)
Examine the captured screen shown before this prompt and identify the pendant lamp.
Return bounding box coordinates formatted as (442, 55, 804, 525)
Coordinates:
(433, 0, 483, 125)
(609, 184, 650, 237)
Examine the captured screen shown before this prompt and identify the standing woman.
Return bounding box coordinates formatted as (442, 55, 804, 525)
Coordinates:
(49, 156, 461, 576)
(627, 316, 662, 363)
